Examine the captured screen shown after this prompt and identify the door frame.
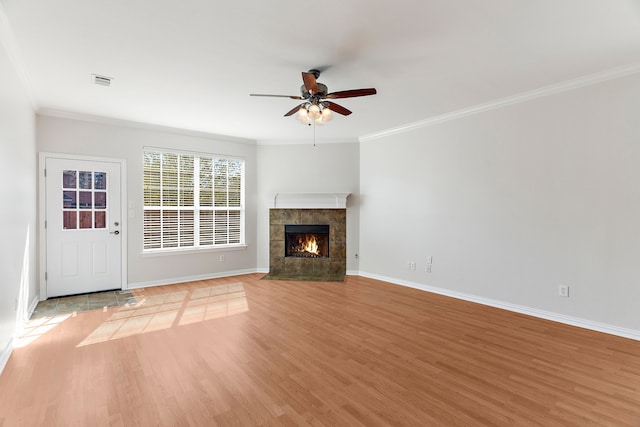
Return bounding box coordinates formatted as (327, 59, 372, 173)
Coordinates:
(39, 152, 128, 300)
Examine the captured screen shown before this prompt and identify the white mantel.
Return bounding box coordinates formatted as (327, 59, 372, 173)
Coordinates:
(272, 193, 350, 209)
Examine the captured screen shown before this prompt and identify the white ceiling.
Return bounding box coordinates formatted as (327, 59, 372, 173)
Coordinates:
(2, 0, 640, 143)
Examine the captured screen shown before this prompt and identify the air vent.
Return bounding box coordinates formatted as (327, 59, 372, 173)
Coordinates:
(92, 74, 112, 87)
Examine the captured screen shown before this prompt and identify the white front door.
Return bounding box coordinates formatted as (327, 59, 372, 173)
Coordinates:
(45, 157, 123, 297)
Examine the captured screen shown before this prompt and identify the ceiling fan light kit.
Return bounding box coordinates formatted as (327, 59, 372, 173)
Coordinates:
(250, 69, 377, 126)
(296, 102, 333, 126)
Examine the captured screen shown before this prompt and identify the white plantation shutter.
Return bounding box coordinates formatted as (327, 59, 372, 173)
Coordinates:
(227, 159, 242, 245)
(143, 152, 161, 206)
(228, 160, 242, 208)
(179, 156, 194, 207)
(199, 157, 213, 207)
(143, 149, 244, 251)
(163, 210, 179, 248)
(143, 210, 161, 249)
(162, 153, 179, 207)
(228, 210, 241, 244)
(214, 211, 228, 245)
(227, 159, 243, 244)
(199, 210, 214, 246)
(180, 210, 195, 246)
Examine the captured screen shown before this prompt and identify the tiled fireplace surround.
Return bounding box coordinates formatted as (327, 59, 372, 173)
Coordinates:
(269, 208, 347, 280)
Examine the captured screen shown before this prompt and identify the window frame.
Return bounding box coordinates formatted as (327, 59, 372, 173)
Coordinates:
(142, 148, 245, 253)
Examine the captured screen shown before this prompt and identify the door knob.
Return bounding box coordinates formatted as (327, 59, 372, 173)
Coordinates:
(110, 230, 120, 235)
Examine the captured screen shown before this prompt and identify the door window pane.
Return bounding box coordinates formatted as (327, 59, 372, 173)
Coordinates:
(94, 172, 107, 190)
(94, 211, 106, 229)
(79, 191, 92, 209)
(95, 192, 106, 209)
(79, 211, 92, 229)
(63, 170, 77, 188)
(63, 191, 77, 208)
(62, 169, 111, 231)
(63, 211, 77, 229)
(79, 171, 92, 189)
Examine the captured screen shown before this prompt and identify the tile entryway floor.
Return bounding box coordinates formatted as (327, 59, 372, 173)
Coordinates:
(31, 290, 137, 319)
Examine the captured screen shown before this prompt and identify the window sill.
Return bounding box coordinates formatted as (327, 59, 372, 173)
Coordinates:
(141, 244, 247, 257)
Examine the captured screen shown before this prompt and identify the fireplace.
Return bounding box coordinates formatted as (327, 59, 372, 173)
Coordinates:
(285, 224, 329, 258)
(268, 208, 346, 281)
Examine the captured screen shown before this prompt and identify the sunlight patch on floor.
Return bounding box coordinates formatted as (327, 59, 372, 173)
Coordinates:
(77, 282, 248, 347)
(15, 314, 72, 348)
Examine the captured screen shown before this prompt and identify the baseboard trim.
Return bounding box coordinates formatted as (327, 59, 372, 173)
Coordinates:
(27, 296, 38, 318)
(359, 271, 640, 342)
(127, 268, 260, 290)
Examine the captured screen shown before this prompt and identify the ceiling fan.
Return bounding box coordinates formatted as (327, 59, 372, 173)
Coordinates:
(250, 69, 377, 125)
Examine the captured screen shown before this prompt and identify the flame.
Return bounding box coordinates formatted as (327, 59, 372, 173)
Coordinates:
(300, 235, 319, 255)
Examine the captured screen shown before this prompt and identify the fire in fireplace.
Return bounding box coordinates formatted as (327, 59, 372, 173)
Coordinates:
(285, 224, 329, 258)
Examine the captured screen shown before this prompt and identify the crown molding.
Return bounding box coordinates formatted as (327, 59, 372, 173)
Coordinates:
(0, 3, 36, 109)
(37, 108, 256, 145)
(360, 62, 640, 142)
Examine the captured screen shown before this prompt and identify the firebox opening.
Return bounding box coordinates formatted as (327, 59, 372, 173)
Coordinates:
(285, 224, 329, 258)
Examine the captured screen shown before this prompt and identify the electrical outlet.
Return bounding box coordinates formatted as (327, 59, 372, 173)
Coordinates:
(426, 265, 432, 273)
(558, 285, 569, 297)
(410, 261, 416, 270)
(219, 255, 225, 262)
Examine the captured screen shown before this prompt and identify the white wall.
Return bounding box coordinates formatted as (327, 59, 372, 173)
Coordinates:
(37, 115, 258, 287)
(0, 23, 37, 369)
(256, 142, 360, 273)
(360, 72, 640, 332)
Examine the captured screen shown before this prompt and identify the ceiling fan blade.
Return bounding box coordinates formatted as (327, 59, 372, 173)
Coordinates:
(284, 103, 305, 117)
(302, 72, 318, 94)
(325, 88, 377, 99)
(324, 101, 352, 116)
(250, 94, 303, 100)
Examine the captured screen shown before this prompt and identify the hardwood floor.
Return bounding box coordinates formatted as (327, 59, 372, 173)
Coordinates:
(1, 273, 639, 426)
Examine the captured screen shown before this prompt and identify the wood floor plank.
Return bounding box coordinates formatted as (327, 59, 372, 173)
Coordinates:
(1, 273, 640, 425)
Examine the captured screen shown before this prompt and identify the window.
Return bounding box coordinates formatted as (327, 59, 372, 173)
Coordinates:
(62, 170, 108, 230)
(143, 149, 244, 251)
